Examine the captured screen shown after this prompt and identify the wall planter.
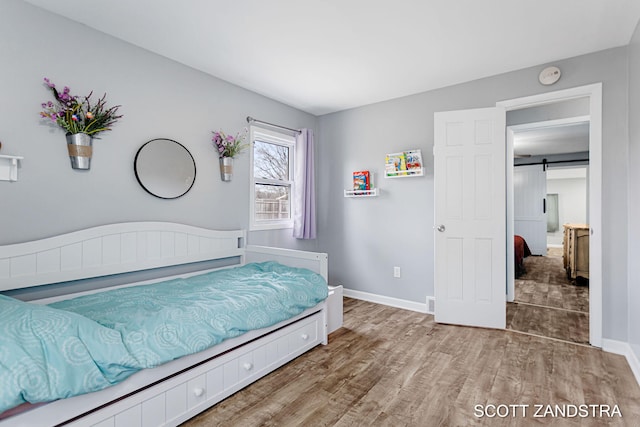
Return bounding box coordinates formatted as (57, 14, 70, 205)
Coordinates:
(39, 77, 122, 171)
(219, 157, 233, 181)
(212, 128, 247, 182)
(66, 133, 93, 170)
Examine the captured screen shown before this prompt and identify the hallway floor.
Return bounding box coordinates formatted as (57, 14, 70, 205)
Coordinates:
(507, 247, 590, 345)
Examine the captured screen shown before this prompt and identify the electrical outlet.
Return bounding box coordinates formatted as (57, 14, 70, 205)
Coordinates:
(393, 266, 401, 278)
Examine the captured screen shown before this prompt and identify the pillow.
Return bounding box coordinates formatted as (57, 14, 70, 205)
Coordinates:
(0, 295, 141, 414)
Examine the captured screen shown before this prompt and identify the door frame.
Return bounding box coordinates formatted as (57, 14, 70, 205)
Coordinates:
(497, 83, 602, 347)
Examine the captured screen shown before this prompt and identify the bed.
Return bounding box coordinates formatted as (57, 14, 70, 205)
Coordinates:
(514, 234, 532, 278)
(0, 222, 331, 427)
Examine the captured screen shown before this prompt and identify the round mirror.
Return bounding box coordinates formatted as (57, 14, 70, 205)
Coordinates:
(134, 139, 196, 199)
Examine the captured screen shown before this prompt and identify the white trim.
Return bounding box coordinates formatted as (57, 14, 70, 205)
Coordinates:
(496, 84, 601, 109)
(497, 83, 603, 348)
(602, 339, 640, 388)
(507, 115, 590, 132)
(343, 288, 429, 314)
(506, 128, 515, 302)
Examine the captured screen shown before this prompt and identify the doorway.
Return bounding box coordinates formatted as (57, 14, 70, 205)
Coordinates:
(497, 83, 602, 347)
(507, 116, 590, 344)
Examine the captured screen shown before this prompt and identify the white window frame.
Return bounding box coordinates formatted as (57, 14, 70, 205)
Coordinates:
(249, 126, 296, 231)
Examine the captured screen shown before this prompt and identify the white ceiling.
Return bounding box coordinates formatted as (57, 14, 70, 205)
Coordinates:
(23, 0, 640, 116)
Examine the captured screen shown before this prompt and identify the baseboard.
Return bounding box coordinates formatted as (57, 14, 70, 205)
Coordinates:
(342, 288, 429, 314)
(602, 339, 640, 388)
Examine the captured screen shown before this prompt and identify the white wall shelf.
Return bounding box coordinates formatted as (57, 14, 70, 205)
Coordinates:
(344, 188, 379, 198)
(384, 168, 425, 178)
(385, 149, 424, 178)
(0, 154, 23, 182)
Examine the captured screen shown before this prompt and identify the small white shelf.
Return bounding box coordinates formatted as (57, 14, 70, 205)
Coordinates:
(0, 154, 23, 182)
(344, 188, 379, 198)
(385, 168, 424, 178)
(385, 149, 424, 179)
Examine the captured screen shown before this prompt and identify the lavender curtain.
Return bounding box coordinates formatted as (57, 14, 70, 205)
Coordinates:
(293, 128, 316, 239)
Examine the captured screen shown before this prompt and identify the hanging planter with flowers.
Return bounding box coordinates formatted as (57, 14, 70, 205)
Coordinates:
(212, 128, 248, 181)
(40, 78, 122, 170)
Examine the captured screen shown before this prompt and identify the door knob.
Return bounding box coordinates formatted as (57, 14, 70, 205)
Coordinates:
(437, 225, 445, 232)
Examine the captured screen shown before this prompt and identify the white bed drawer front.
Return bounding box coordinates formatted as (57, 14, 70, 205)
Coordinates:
(186, 374, 207, 410)
(290, 320, 319, 352)
(66, 310, 324, 427)
(141, 394, 165, 427)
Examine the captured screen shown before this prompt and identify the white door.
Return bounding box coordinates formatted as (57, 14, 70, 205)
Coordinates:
(434, 107, 506, 329)
(514, 164, 547, 255)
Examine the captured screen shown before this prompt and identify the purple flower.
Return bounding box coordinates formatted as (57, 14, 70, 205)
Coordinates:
(39, 77, 122, 136)
(211, 128, 247, 158)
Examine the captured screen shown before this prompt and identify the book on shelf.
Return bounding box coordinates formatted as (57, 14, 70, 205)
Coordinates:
(385, 152, 407, 177)
(352, 170, 371, 194)
(386, 149, 423, 176)
(405, 149, 423, 175)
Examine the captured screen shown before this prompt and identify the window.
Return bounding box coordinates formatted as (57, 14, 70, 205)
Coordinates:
(250, 126, 295, 230)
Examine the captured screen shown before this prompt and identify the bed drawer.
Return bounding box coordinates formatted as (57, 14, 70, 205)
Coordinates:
(67, 310, 325, 427)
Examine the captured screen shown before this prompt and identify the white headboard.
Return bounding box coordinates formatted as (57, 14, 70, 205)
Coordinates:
(0, 222, 246, 292)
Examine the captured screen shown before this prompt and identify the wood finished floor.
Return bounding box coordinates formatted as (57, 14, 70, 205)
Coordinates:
(182, 298, 640, 426)
(508, 248, 590, 344)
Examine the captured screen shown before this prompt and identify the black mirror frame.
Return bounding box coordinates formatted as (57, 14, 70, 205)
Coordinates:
(134, 138, 197, 199)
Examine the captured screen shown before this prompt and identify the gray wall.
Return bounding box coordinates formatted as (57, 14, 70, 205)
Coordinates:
(546, 176, 587, 247)
(506, 97, 590, 126)
(628, 20, 640, 360)
(318, 47, 630, 342)
(0, 0, 317, 251)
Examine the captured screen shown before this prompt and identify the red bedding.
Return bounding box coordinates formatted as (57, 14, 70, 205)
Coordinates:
(514, 235, 532, 278)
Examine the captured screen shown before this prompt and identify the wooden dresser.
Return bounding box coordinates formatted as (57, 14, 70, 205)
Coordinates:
(563, 223, 590, 280)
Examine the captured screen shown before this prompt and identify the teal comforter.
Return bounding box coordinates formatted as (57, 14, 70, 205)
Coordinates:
(0, 262, 327, 413)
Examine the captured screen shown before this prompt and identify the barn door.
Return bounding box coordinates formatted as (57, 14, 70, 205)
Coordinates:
(434, 107, 506, 329)
(513, 164, 547, 255)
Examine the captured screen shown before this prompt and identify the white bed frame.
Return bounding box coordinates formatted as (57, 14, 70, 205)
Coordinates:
(0, 222, 329, 427)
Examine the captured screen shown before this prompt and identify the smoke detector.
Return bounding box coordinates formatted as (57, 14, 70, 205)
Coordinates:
(539, 66, 561, 85)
